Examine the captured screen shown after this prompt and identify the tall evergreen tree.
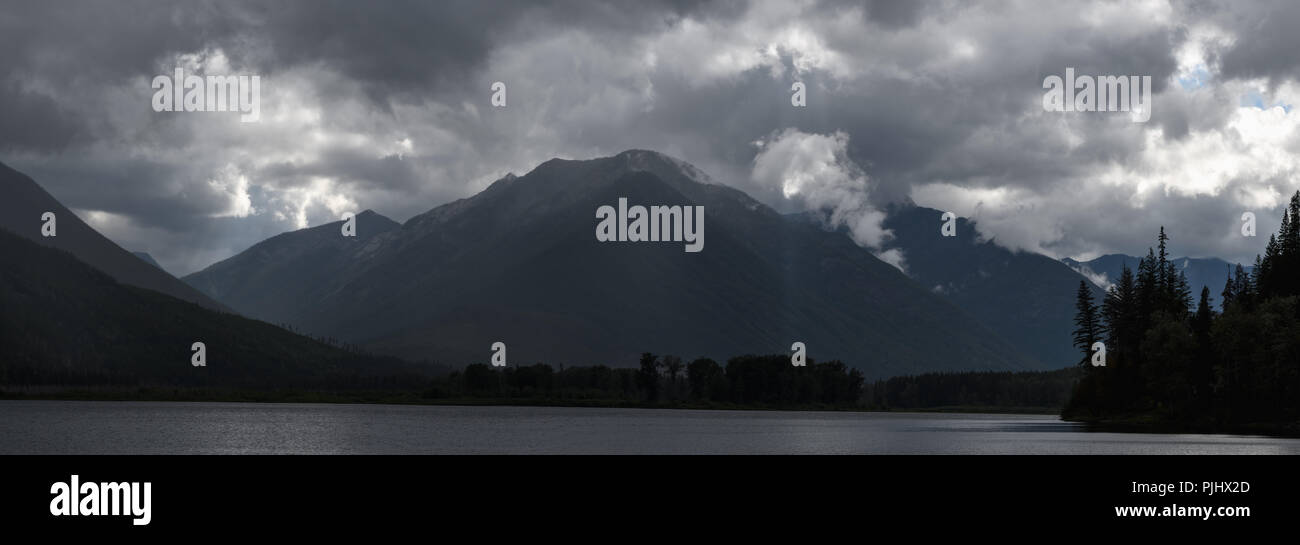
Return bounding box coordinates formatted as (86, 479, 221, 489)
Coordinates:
(1174, 271, 1193, 314)
(1073, 280, 1101, 367)
(1102, 264, 1137, 363)
(1259, 234, 1278, 298)
(1193, 286, 1214, 340)
(1232, 264, 1253, 310)
(1190, 286, 1216, 412)
(1157, 227, 1171, 292)
(1279, 201, 1299, 297)
(1135, 249, 1158, 333)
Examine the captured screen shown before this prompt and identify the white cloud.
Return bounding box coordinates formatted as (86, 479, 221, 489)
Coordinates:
(205, 164, 254, 218)
(752, 128, 904, 270)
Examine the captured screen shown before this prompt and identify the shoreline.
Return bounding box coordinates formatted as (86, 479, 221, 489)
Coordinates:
(0, 387, 1061, 415)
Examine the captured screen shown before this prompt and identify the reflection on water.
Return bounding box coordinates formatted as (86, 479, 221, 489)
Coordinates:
(1, 400, 1298, 454)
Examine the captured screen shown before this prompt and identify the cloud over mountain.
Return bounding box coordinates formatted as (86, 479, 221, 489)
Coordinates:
(3, 0, 1300, 273)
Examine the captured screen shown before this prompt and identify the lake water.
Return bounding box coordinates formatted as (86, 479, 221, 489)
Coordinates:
(2, 400, 1298, 454)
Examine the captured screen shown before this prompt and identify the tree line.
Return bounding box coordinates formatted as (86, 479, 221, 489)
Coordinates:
(425, 352, 1084, 412)
(425, 353, 866, 409)
(866, 368, 1079, 411)
(1067, 193, 1300, 430)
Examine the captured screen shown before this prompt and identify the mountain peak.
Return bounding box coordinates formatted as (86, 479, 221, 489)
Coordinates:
(615, 148, 668, 161)
(615, 149, 714, 186)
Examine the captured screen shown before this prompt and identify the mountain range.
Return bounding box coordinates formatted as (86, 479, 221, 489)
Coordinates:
(183, 150, 1037, 378)
(9, 150, 1244, 383)
(0, 161, 423, 387)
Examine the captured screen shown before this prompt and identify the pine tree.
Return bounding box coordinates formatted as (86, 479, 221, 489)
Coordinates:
(1175, 271, 1193, 314)
(1073, 280, 1101, 367)
(1136, 249, 1158, 323)
(1102, 264, 1137, 363)
(1157, 227, 1171, 292)
(1232, 264, 1252, 310)
(1193, 286, 1213, 340)
(1190, 286, 1216, 412)
(1252, 254, 1264, 300)
(1287, 192, 1300, 253)
(1279, 198, 1300, 297)
(1259, 234, 1278, 298)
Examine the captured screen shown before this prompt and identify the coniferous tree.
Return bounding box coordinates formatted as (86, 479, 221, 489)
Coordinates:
(1157, 227, 1171, 283)
(1280, 201, 1299, 297)
(1136, 249, 1158, 320)
(1221, 274, 1235, 310)
(1252, 254, 1264, 300)
(1065, 221, 1300, 428)
(1190, 286, 1216, 412)
(1073, 280, 1101, 367)
(1232, 264, 1253, 310)
(1102, 264, 1137, 364)
(1259, 234, 1278, 298)
(1193, 287, 1214, 340)
(1174, 271, 1193, 314)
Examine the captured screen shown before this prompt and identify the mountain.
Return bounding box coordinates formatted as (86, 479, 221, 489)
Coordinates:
(876, 205, 1107, 369)
(132, 251, 164, 271)
(0, 161, 226, 312)
(185, 150, 1034, 378)
(0, 228, 421, 388)
(1062, 254, 1250, 308)
(183, 210, 400, 322)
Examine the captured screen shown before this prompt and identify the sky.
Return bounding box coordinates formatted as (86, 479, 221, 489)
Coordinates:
(3, 0, 1300, 275)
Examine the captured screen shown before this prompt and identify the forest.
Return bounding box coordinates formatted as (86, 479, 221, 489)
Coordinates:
(423, 353, 865, 409)
(1065, 192, 1300, 432)
(422, 353, 1076, 412)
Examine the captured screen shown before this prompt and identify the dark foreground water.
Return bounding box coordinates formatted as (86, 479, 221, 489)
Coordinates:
(2, 400, 1298, 454)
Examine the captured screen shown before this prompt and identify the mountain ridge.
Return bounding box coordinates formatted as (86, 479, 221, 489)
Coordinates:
(185, 150, 1036, 378)
(0, 227, 424, 387)
(879, 204, 1107, 369)
(0, 161, 228, 312)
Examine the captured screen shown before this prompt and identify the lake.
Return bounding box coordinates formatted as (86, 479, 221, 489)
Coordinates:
(2, 400, 1298, 454)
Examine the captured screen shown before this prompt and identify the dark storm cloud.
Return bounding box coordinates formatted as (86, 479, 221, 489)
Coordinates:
(211, 0, 724, 107)
(0, 0, 714, 145)
(816, 0, 932, 28)
(0, 80, 83, 151)
(4, 0, 1300, 273)
(1211, 0, 1300, 86)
